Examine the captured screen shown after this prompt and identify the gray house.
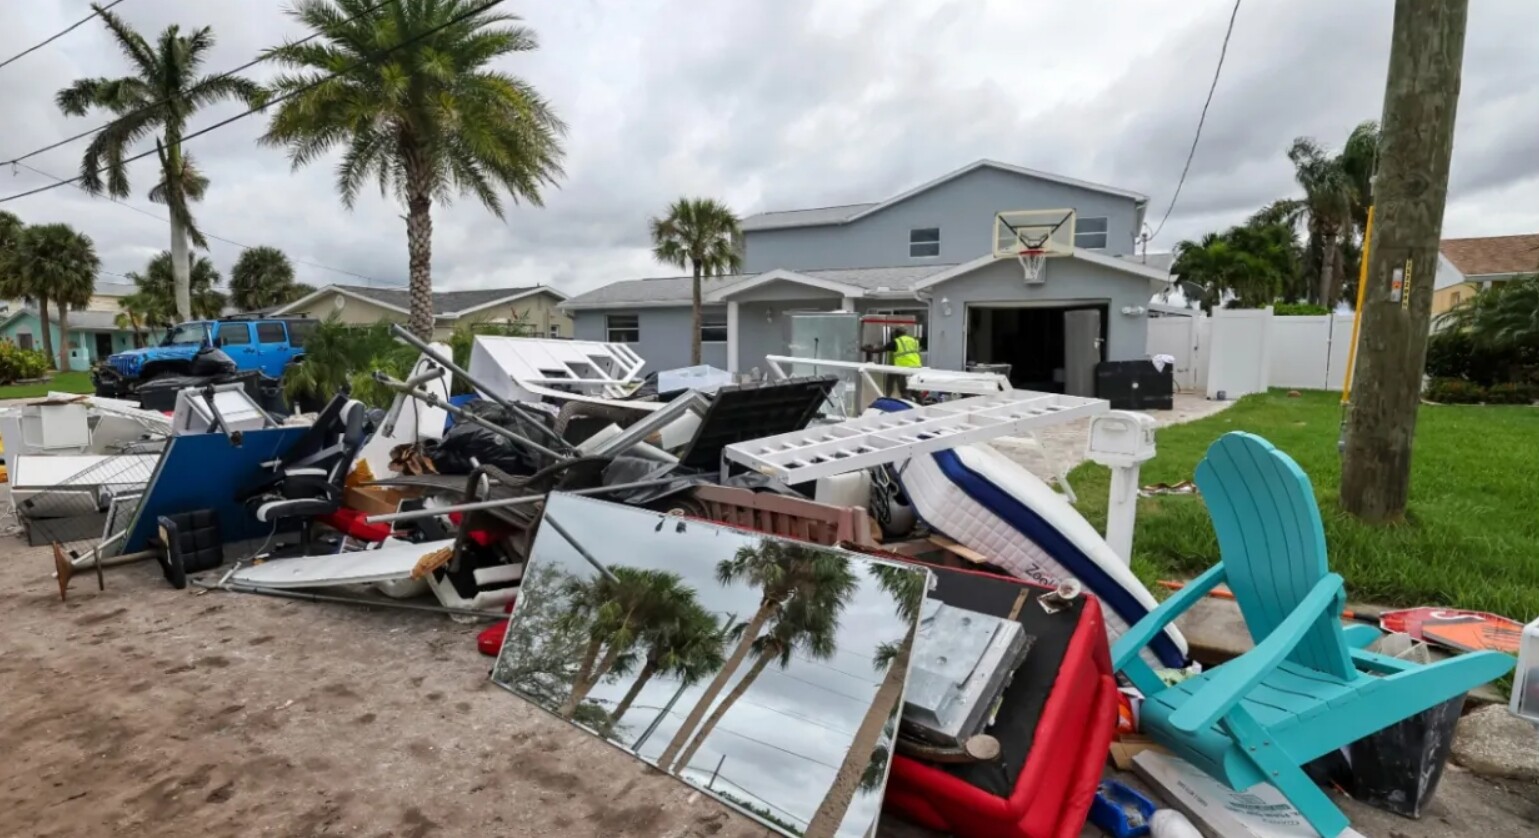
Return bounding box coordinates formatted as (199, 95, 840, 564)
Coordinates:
(562, 160, 1171, 394)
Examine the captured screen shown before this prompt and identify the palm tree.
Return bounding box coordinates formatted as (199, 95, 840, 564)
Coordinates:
(806, 565, 926, 837)
(1438, 274, 1539, 351)
(608, 601, 724, 732)
(114, 302, 149, 348)
(1339, 120, 1380, 239)
(650, 198, 743, 365)
(125, 251, 227, 327)
(658, 540, 858, 772)
(1288, 137, 1356, 308)
(231, 246, 306, 311)
(262, 0, 566, 340)
(557, 567, 691, 720)
(56, 4, 263, 322)
(0, 212, 26, 300)
(670, 578, 853, 773)
(16, 224, 101, 370)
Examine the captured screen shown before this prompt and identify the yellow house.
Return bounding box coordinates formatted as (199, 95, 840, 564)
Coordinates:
(272, 283, 572, 340)
(1433, 233, 1539, 320)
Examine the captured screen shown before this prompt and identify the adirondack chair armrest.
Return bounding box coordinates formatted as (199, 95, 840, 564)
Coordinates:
(1168, 573, 1346, 734)
(1112, 563, 1226, 673)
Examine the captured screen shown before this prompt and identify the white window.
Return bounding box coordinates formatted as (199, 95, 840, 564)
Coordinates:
(1075, 217, 1109, 250)
(548, 324, 562, 338)
(700, 313, 728, 343)
(909, 227, 941, 258)
(606, 314, 639, 343)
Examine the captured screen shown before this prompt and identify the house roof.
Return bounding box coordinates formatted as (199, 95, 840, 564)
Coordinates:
(1119, 252, 1175, 274)
(1440, 234, 1539, 278)
(561, 264, 952, 310)
(740, 159, 1148, 232)
(912, 248, 1174, 292)
(272, 283, 566, 319)
(0, 307, 129, 332)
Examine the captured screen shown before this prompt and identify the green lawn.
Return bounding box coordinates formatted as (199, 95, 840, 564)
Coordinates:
(1069, 390, 1539, 619)
(0, 370, 95, 399)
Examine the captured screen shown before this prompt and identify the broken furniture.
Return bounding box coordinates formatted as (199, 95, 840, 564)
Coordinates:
(1111, 432, 1515, 838)
(467, 334, 646, 404)
(230, 537, 458, 589)
(154, 509, 224, 590)
(884, 563, 1118, 838)
(691, 485, 874, 546)
(903, 600, 1031, 748)
(170, 383, 278, 436)
(241, 396, 369, 553)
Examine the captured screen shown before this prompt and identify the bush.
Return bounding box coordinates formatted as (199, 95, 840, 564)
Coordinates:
(0, 342, 52, 384)
(1424, 329, 1539, 386)
(1485, 382, 1536, 405)
(1273, 302, 1331, 316)
(1423, 377, 1486, 404)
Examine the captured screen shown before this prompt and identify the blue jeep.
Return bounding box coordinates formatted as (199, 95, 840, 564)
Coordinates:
(94, 316, 318, 397)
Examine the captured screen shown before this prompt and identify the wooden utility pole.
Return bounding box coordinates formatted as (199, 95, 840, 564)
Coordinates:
(1341, 0, 1469, 522)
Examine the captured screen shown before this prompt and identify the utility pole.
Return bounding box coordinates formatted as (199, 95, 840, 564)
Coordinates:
(1341, 0, 1468, 522)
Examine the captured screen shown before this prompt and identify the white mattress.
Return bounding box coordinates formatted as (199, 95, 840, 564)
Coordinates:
(897, 441, 1188, 667)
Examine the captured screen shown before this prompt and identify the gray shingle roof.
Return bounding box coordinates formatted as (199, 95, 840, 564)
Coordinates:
(562, 264, 954, 309)
(335, 284, 546, 316)
(740, 203, 878, 231)
(1118, 252, 1174, 273)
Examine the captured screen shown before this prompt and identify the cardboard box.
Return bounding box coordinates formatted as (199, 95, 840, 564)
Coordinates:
(343, 484, 421, 517)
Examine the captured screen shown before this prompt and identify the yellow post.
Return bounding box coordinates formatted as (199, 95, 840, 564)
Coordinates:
(1340, 205, 1374, 404)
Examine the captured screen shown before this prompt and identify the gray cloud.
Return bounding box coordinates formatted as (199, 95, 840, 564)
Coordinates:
(2, 0, 1536, 297)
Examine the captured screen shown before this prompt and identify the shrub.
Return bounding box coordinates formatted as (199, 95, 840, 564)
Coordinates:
(1424, 328, 1539, 386)
(1423, 377, 1487, 404)
(0, 342, 52, 384)
(1485, 382, 1536, 405)
(1273, 302, 1331, 316)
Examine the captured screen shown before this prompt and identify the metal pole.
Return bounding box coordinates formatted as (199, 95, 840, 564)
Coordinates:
(189, 577, 506, 619)
(707, 754, 725, 790)
(387, 323, 571, 450)
(374, 372, 567, 463)
(541, 515, 618, 584)
(363, 476, 687, 524)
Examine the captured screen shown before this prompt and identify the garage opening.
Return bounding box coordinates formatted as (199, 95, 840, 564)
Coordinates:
(965, 303, 1107, 395)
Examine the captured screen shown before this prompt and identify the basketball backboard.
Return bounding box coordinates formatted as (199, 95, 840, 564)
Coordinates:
(993, 209, 1077, 258)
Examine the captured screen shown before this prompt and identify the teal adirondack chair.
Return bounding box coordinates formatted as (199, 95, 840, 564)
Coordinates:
(1112, 432, 1514, 838)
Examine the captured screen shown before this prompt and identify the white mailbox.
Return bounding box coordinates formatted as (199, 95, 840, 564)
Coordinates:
(1086, 411, 1158, 468)
(1513, 617, 1539, 723)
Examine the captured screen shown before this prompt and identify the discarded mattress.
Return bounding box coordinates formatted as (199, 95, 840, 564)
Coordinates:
(873, 398, 1188, 669)
(233, 538, 457, 588)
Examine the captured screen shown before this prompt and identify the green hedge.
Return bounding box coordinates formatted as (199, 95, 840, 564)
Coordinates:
(0, 342, 52, 384)
(1425, 376, 1536, 405)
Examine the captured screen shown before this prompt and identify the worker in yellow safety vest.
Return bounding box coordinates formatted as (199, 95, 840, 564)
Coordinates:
(863, 327, 923, 397)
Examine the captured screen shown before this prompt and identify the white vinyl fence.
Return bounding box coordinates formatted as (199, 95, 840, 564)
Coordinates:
(1149, 308, 1358, 395)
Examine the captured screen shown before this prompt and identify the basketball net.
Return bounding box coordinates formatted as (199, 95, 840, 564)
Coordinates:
(1016, 248, 1048, 282)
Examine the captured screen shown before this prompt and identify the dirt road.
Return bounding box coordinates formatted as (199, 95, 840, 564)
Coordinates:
(0, 540, 771, 838)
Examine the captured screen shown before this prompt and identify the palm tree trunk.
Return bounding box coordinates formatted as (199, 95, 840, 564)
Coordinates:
(657, 600, 777, 770)
(406, 194, 435, 341)
(673, 645, 775, 772)
(805, 627, 915, 838)
(609, 655, 659, 729)
(57, 305, 71, 371)
(570, 634, 631, 712)
(37, 295, 55, 370)
(1317, 233, 1338, 308)
(689, 263, 703, 365)
(559, 633, 606, 719)
(166, 140, 192, 323)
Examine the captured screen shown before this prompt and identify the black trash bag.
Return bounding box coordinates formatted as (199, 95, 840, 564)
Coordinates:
(190, 346, 238, 377)
(426, 400, 549, 476)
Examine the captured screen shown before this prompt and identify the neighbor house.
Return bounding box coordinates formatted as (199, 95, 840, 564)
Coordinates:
(273, 283, 572, 340)
(1433, 233, 1539, 318)
(0, 281, 163, 371)
(561, 160, 1171, 394)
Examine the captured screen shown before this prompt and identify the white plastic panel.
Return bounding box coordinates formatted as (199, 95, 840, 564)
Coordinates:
(468, 336, 645, 403)
(233, 538, 456, 588)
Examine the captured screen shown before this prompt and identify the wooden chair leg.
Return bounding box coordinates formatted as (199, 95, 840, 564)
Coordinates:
(1225, 708, 1351, 838)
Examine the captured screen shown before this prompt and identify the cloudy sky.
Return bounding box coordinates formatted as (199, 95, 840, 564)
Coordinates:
(498, 493, 922, 836)
(2, 0, 1536, 297)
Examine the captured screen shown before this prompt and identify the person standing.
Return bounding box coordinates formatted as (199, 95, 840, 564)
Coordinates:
(863, 327, 924, 398)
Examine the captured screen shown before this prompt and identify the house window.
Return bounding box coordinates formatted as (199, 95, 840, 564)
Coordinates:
(17, 333, 32, 351)
(700, 313, 728, 343)
(909, 228, 941, 258)
(1074, 216, 1109, 250)
(257, 322, 287, 344)
(548, 324, 562, 338)
(606, 314, 640, 343)
(1450, 291, 1461, 306)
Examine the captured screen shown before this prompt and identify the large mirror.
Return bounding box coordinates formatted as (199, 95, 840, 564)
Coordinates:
(492, 493, 929, 838)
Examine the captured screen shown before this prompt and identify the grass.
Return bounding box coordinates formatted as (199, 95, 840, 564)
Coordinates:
(1069, 389, 1539, 619)
(0, 370, 94, 399)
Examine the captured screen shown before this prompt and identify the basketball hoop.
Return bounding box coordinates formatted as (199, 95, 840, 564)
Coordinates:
(1017, 248, 1048, 283)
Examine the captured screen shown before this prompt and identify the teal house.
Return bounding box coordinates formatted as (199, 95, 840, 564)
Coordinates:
(0, 307, 158, 371)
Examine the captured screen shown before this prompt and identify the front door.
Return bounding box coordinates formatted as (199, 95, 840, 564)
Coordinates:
(1063, 309, 1103, 397)
(94, 333, 114, 361)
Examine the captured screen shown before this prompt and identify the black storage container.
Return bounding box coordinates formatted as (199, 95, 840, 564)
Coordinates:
(1094, 360, 1174, 410)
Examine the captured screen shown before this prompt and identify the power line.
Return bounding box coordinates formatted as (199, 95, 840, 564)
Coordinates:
(765, 668, 874, 704)
(0, 0, 129, 73)
(8, 161, 403, 287)
(0, 0, 509, 206)
(3, 0, 394, 168)
(1148, 0, 1244, 242)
